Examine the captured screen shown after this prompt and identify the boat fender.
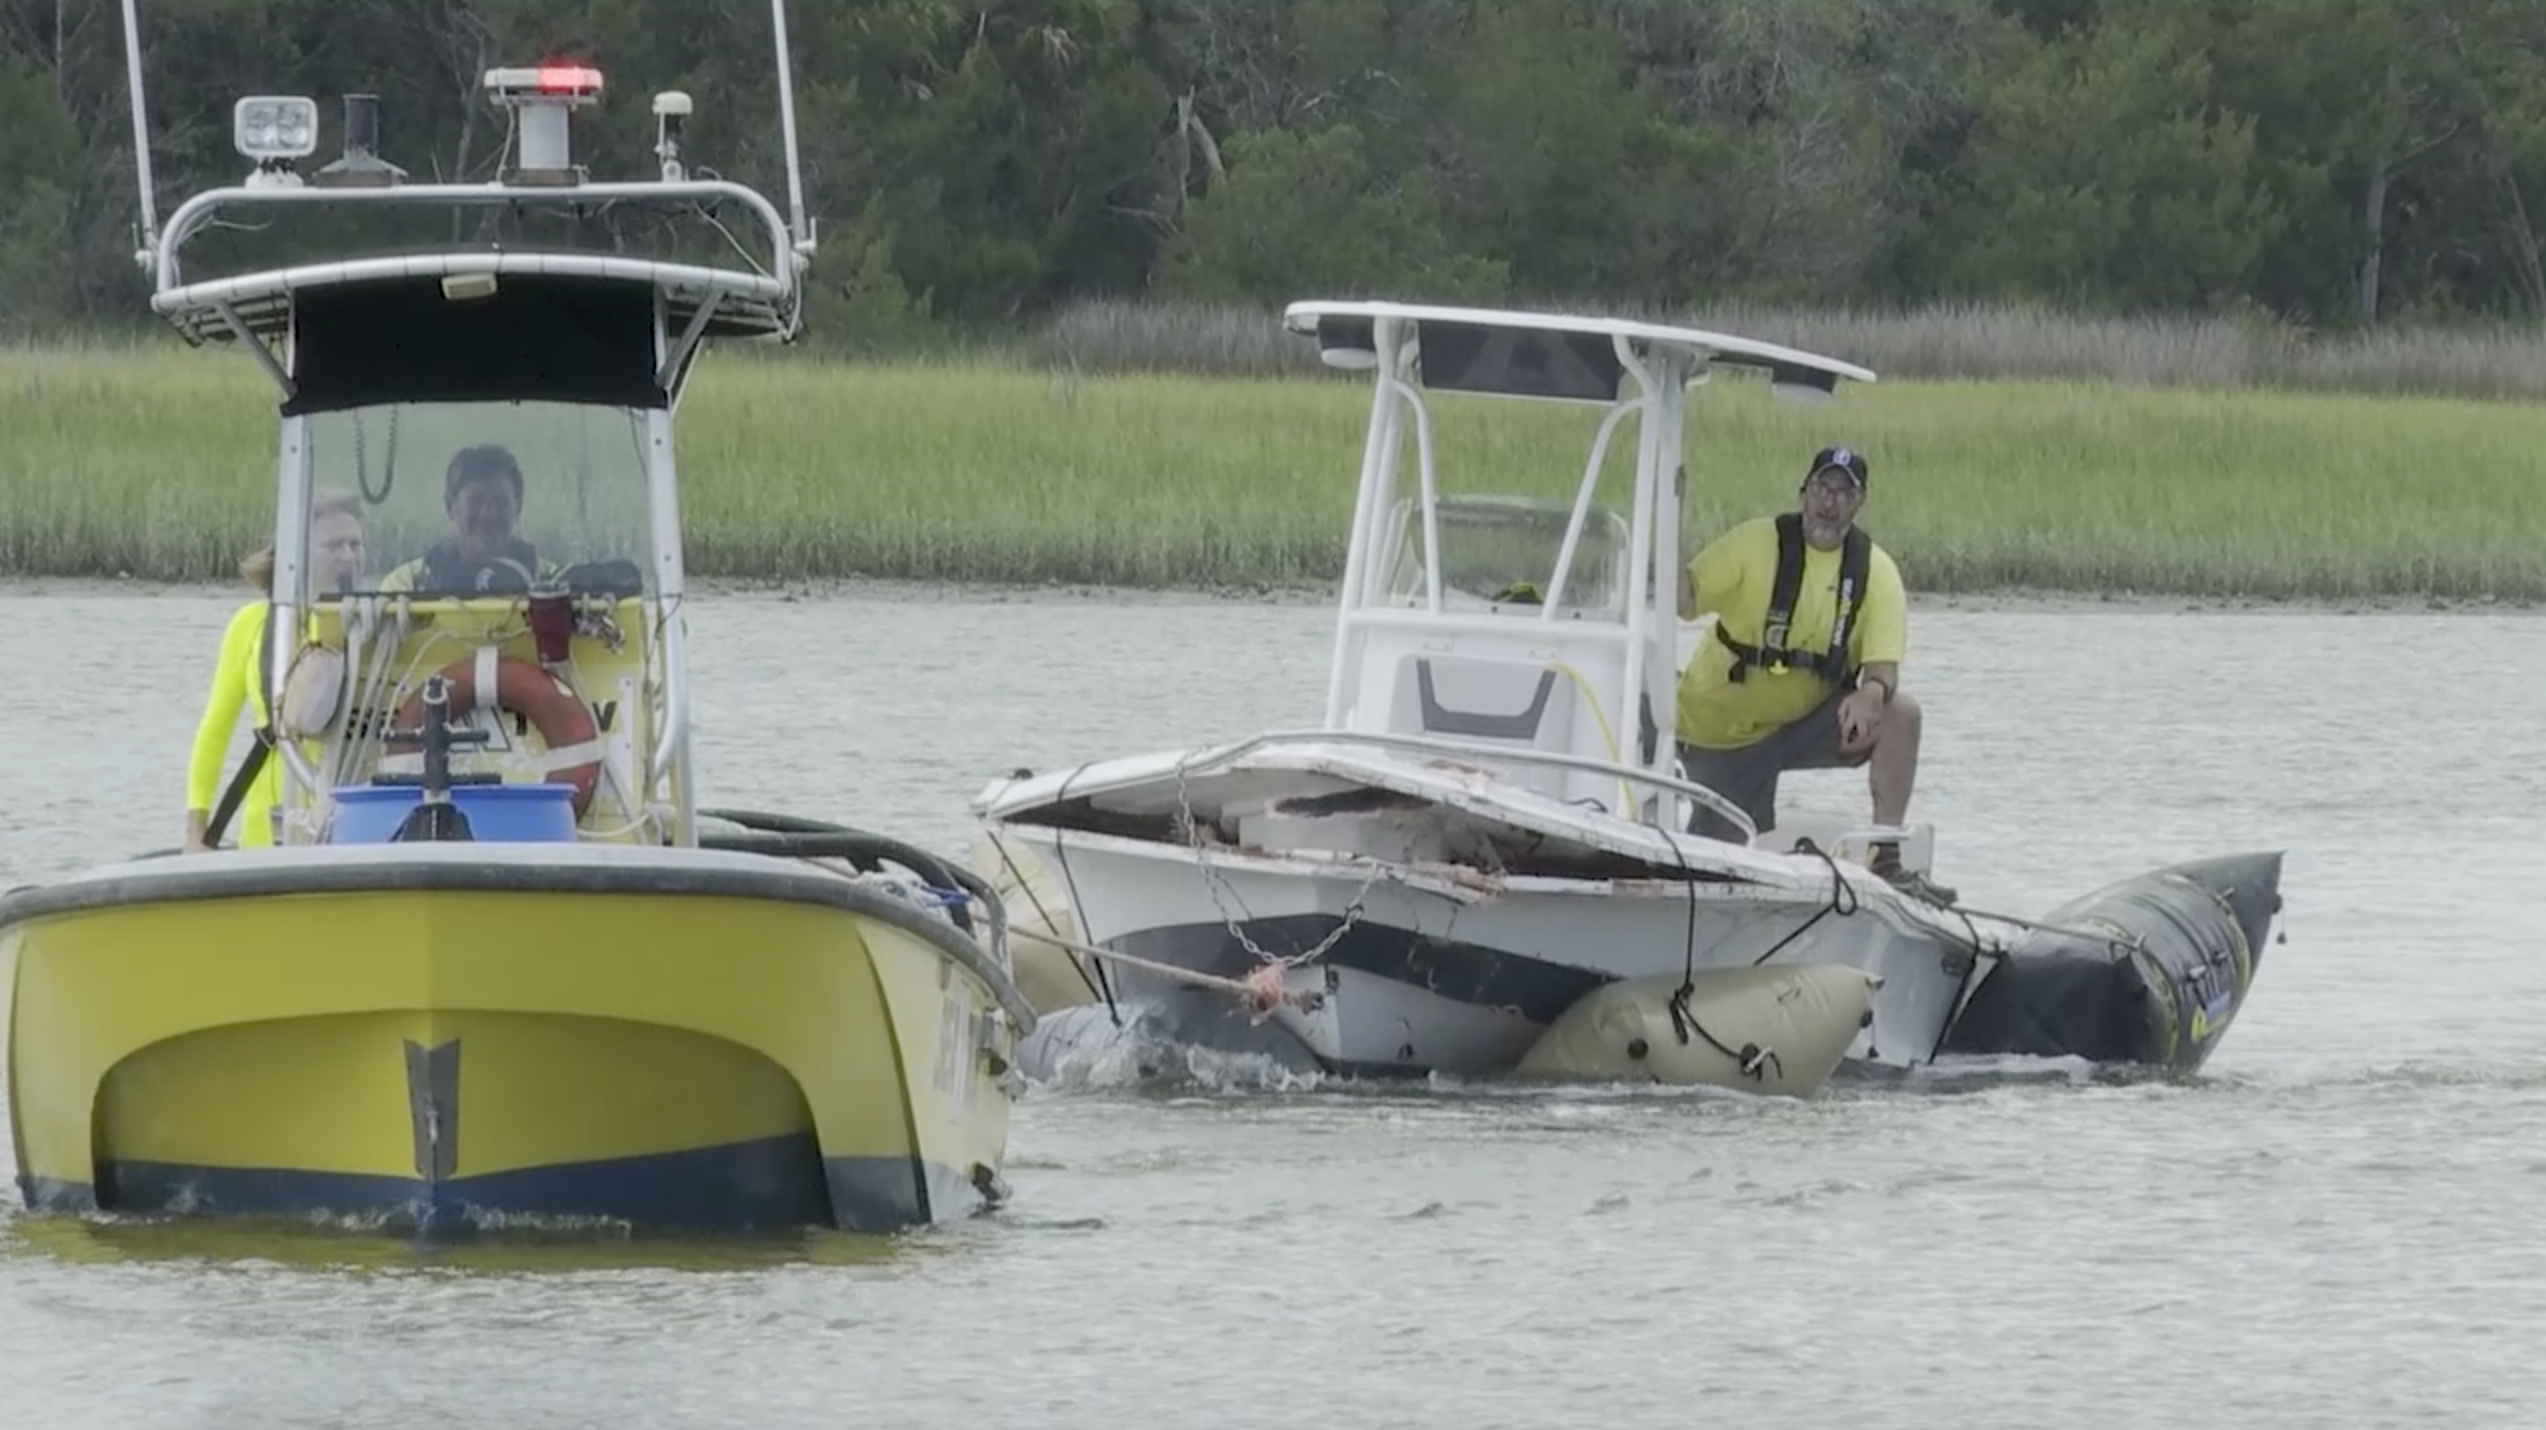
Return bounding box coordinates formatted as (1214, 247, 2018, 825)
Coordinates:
(1512, 965, 1880, 1098)
(388, 651, 602, 816)
(277, 642, 347, 738)
(1937, 851, 2285, 1072)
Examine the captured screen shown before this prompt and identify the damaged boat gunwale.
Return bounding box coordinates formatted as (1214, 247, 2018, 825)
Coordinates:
(987, 822, 1967, 1000)
(981, 722, 1767, 846)
(985, 730, 1980, 926)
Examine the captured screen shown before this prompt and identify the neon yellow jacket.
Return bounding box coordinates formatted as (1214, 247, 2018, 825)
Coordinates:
(186, 601, 281, 846)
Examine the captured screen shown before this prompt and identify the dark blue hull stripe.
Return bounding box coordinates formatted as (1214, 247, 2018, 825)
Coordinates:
(18, 1133, 951, 1235)
(1110, 914, 1606, 1025)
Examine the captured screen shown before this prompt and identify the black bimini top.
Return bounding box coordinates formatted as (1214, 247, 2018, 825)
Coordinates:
(282, 272, 669, 416)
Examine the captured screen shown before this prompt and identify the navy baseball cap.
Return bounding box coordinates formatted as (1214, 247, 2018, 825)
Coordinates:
(1806, 446, 1868, 489)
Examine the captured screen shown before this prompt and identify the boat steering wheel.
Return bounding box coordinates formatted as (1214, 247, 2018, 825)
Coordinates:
(462, 555, 539, 594)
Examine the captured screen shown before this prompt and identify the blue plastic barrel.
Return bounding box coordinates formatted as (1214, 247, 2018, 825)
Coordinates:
(326, 782, 582, 844)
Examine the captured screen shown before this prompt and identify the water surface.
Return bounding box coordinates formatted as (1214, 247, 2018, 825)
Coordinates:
(1, 581, 2538, 1428)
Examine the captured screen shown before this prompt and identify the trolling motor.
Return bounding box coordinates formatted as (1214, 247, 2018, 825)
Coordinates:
(380, 674, 492, 843)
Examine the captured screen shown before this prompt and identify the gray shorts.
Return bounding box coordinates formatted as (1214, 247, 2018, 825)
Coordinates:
(1677, 682, 1862, 842)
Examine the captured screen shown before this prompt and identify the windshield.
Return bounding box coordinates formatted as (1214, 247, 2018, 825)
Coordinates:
(1381, 496, 1631, 617)
(292, 399, 657, 603)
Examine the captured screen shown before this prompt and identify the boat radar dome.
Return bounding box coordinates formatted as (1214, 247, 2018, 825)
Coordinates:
(485, 64, 606, 186)
(653, 90, 693, 182)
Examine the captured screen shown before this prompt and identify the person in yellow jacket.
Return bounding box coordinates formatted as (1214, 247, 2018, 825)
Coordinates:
(1672, 446, 1953, 905)
(183, 494, 371, 852)
(377, 444, 563, 594)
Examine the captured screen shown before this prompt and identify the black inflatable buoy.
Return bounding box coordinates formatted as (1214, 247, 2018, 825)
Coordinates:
(1939, 852, 2285, 1072)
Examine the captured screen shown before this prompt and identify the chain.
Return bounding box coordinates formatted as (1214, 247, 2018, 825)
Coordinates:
(354, 407, 400, 504)
(1172, 751, 1389, 974)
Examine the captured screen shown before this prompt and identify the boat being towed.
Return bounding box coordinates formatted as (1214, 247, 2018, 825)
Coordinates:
(2, 0, 1034, 1236)
(974, 299, 2286, 1096)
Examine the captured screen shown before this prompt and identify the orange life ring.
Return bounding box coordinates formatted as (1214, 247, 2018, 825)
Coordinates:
(389, 652, 602, 816)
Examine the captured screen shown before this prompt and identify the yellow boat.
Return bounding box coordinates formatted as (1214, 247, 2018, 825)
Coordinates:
(2, 4, 1035, 1236)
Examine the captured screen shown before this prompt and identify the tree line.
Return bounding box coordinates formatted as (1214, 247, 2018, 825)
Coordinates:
(4, 0, 2542, 352)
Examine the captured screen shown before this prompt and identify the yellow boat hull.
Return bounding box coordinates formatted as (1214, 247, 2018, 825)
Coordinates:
(2, 843, 1033, 1235)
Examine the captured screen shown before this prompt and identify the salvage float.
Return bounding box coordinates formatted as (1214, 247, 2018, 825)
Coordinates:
(1, 0, 1034, 1236)
(974, 299, 2288, 1097)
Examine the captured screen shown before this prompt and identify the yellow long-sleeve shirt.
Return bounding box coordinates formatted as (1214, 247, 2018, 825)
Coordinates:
(186, 601, 280, 847)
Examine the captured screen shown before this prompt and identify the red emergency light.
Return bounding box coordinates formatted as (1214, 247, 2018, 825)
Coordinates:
(535, 65, 604, 96)
(482, 63, 605, 106)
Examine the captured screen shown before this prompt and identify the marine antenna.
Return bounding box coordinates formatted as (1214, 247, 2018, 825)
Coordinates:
(114, 0, 820, 274)
(485, 63, 605, 186)
(117, 0, 157, 272)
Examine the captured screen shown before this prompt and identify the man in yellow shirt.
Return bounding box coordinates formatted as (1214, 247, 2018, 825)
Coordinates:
(378, 444, 562, 594)
(1673, 446, 1952, 904)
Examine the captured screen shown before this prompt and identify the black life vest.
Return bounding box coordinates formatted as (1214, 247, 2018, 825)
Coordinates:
(1710, 511, 1872, 686)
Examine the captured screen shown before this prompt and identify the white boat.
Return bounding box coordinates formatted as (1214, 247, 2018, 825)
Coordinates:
(972, 300, 2287, 1094)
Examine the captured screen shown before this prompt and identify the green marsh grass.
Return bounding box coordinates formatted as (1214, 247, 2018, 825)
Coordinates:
(1043, 296, 2546, 402)
(5, 336, 2540, 600)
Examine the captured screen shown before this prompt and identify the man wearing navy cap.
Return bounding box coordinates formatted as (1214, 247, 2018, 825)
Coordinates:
(1672, 444, 1952, 904)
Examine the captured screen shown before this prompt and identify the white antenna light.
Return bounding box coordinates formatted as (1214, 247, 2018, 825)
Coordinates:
(653, 90, 693, 183)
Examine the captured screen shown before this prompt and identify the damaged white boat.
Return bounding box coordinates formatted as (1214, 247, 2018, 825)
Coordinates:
(973, 299, 2287, 1098)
